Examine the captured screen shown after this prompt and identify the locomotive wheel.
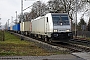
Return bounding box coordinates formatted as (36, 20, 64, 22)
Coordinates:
(44, 37, 47, 42)
(49, 38, 53, 43)
(44, 36, 48, 42)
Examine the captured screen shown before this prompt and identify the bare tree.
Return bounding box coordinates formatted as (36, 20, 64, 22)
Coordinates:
(18, 0, 90, 22)
(29, 1, 47, 19)
(47, 0, 90, 17)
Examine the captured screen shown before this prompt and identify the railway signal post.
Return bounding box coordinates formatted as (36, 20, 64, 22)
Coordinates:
(20, 0, 24, 40)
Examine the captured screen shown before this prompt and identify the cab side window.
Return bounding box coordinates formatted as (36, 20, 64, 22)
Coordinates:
(47, 17, 48, 22)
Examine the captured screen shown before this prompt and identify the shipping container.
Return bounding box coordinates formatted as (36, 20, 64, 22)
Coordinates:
(8, 27, 10, 30)
(13, 23, 20, 31)
(10, 26, 13, 30)
(20, 21, 31, 31)
(16, 23, 20, 31)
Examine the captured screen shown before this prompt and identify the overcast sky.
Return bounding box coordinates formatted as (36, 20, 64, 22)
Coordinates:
(0, 0, 48, 25)
(0, 0, 90, 26)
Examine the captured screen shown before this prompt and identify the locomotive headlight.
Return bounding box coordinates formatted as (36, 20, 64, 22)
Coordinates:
(54, 29, 58, 32)
(66, 29, 70, 32)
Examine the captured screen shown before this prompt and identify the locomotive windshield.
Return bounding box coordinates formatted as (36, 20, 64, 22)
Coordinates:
(52, 14, 70, 26)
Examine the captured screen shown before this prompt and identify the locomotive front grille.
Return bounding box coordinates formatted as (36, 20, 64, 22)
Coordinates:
(51, 32, 72, 40)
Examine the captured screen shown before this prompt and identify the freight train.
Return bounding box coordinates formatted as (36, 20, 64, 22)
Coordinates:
(8, 13, 73, 43)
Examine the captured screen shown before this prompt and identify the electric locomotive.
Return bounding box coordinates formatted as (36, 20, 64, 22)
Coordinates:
(31, 13, 73, 42)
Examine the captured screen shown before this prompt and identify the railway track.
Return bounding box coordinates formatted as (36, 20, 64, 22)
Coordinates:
(49, 42, 90, 53)
(69, 39, 90, 47)
(10, 31, 90, 53)
(69, 39, 90, 52)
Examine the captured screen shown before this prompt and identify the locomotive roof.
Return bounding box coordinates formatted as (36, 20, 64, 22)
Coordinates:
(31, 13, 68, 22)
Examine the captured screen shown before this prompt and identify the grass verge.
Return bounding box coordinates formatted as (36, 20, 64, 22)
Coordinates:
(0, 31, 68, 56)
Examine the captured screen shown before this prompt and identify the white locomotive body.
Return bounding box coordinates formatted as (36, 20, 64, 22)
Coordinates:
(31, 13, 73, 42)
